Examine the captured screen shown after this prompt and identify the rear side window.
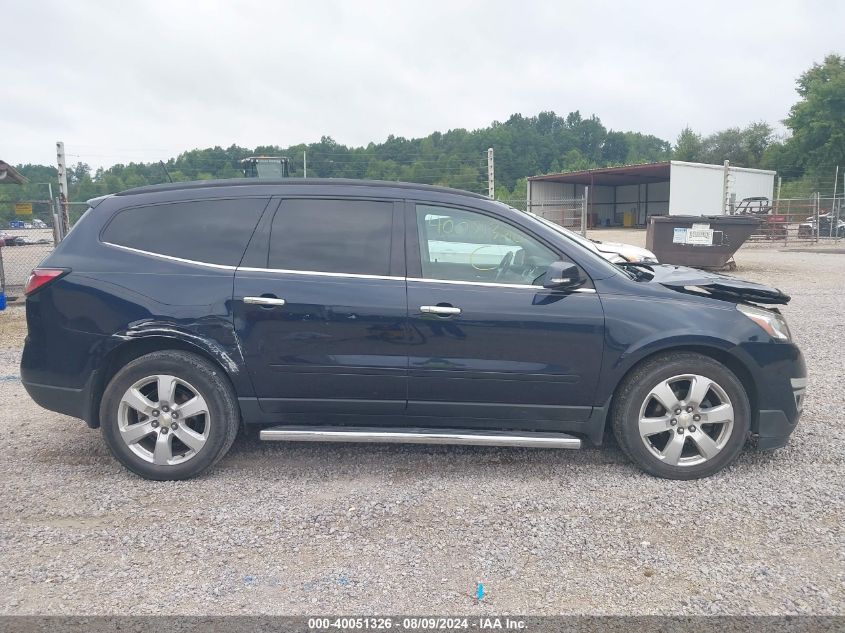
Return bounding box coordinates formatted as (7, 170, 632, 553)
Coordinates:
(102, 198, 267, 266)
(269, 199, 393, 275)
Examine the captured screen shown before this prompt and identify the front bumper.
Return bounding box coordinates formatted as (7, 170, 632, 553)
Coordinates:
(751, 353, 806, 451)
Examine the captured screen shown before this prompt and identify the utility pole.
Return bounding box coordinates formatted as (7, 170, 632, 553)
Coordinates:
(45, 182, 59, 244)
(56, 142, 70, 238)
(303, 151, 307, 178)
(487, 148, 494, 199)
(775, 176, 782, 213)
(582, 186, 589, 237)
(831, 165, 839, 239)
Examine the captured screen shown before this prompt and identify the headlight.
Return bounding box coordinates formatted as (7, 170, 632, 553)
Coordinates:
(737, 303, 791, 341)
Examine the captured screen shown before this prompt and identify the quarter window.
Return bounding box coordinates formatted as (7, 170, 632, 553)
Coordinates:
(416, 205, 558, 285)
(102, 198, 267, 266)
(269, 199, 393, 276)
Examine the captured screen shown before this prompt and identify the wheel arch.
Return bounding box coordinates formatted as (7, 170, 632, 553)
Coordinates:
(87, 335, 239, 429)
(603, 343, 760, 437)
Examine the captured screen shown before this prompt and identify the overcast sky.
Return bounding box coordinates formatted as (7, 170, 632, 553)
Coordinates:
(2, 0, 843, 169)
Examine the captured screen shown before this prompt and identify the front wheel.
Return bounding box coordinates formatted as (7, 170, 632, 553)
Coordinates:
(611, 352, 751, 479)
(100, 350, 240, 480)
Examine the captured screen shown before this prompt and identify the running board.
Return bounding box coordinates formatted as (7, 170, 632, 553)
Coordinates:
(259, 426, 582, 449)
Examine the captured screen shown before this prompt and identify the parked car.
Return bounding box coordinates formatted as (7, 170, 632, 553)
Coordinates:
(527, 213, 658, 264)
(798, 213, 845, 238)
(32, 218, 48, 229)
(21, 179, 806, 481)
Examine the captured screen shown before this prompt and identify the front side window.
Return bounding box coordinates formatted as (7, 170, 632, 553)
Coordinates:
(416, 205, 558, 285)
(269, 199, 393, 275)
(102, 198, 267, 266)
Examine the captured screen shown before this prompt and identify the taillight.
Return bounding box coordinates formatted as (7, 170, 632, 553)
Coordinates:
(24, 268, 69, 295)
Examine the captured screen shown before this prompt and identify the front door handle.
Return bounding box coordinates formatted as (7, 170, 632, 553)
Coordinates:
(244, 296, 286, 306)
(420, 305, 461, 316)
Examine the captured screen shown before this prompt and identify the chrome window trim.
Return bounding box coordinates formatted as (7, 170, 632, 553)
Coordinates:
(102, 242, 237, 270)
(100, 243, 597, 293)
(408, 277, 596, 292)
(237, 266, 402, 281)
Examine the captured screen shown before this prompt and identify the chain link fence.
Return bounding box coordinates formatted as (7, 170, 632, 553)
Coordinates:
(502, 194, 841, 246)
(740, 195, 843, 245)
(0, 201, 88, 300)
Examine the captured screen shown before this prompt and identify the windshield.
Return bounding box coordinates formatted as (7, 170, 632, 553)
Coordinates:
(526, 212, 598, 250)
(494, 203, 625, 278)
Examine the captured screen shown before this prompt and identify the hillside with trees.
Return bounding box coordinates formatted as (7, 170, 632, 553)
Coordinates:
(2, 54, 842, 221)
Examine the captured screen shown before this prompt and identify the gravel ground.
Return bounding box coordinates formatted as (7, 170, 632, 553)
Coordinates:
(0, 243, 842, 616)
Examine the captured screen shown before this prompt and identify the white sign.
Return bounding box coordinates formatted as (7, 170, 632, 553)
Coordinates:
(686, 228, 715, 245)
(691, 223, 710, 230)
(673, 228, 687, 243)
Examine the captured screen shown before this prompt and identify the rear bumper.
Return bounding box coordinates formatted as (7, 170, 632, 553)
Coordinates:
(22, 374, 98, 428)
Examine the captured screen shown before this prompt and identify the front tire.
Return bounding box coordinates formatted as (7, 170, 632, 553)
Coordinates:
(100, 350, 239, 480)
(611, 352, 750, 479)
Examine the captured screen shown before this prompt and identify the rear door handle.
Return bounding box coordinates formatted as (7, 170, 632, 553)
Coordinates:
(420, 305, 461, 316)
(244, 296, 286, 306)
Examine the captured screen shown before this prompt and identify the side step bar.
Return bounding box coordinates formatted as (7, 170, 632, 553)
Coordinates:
(259, 426, 581, 449)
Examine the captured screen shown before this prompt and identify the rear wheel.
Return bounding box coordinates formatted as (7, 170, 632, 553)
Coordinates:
(612, 352, 750, 479)
(100, 351, 239, 480)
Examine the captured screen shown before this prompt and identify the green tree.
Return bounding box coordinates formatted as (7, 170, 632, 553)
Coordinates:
(784, 54, 845, 172)
(9, 109, 677, 205)
(700, 122, 773, 167)
(601, 131, 629, 165)
(673, 127, 703, 162)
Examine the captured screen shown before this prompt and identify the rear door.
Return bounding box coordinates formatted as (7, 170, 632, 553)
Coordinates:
(233, 197, 408, 416)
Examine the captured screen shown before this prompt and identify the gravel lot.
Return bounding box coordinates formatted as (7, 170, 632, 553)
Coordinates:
(0, 241, 842, 616)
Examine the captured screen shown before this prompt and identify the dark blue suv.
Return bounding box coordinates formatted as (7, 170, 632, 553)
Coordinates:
(21, 179, 806, 480)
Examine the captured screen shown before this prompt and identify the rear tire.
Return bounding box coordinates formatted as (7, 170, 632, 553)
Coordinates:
(100, 350, 239, 480)
(611, 352, 750, 479)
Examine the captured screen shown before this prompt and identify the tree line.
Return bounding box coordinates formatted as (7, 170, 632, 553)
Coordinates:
(2, 54, 842, 222)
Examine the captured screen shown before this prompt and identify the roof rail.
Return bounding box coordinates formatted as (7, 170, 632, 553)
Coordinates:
(114, 178, 489, 199)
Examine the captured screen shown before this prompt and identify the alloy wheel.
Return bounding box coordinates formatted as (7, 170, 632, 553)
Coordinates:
(638, 374, 734, 467)
(117, 374, 210, 465)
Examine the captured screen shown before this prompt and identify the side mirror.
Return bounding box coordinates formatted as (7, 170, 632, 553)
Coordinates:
(543, 261, 583, 290)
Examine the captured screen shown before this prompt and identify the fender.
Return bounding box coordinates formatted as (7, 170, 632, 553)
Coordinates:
(595, 328, 764, 411)
(101, 318, 254, 397)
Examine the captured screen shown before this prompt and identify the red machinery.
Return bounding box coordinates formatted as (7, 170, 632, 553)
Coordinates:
(730, 197, 787, 239)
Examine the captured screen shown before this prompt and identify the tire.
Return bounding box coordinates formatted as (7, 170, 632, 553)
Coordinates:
(611, 352, 750, 480)
(100, 350, 239, 480)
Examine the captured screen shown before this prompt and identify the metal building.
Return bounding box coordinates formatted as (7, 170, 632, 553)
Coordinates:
(527, 161, 776, 227)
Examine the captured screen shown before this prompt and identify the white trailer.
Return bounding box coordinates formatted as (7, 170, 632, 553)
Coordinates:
(668, 161, 775, 216)
(528, 161, 776, 226)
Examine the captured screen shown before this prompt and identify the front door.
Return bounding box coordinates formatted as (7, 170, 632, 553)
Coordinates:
(405, 203, 605, 429)
(233, 198, 407, 416)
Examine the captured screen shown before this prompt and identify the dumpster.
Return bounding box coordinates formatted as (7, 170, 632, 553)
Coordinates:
(646, 215, 760, 269)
